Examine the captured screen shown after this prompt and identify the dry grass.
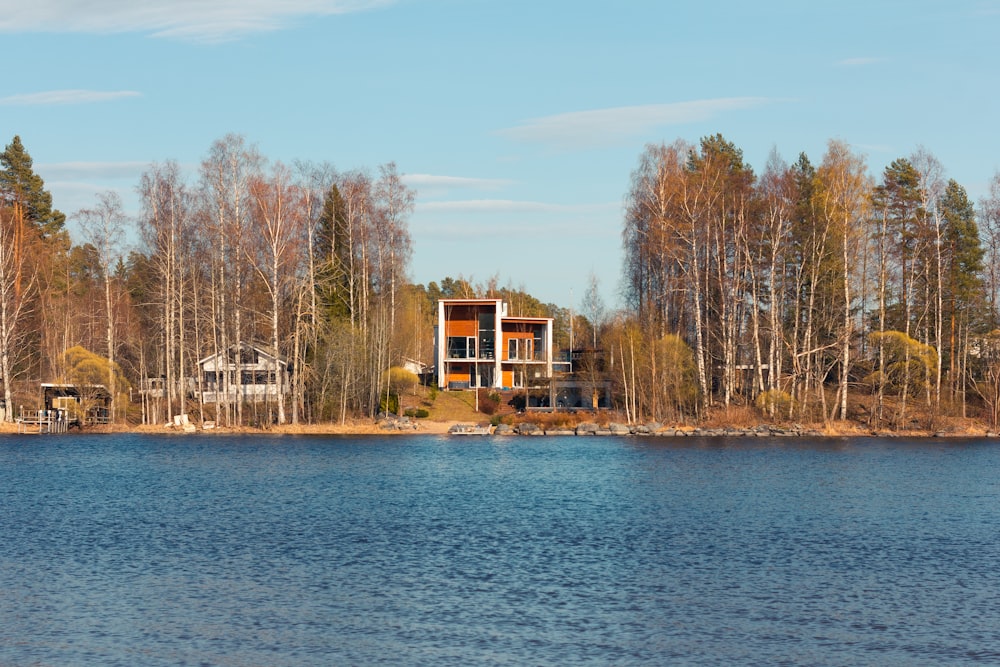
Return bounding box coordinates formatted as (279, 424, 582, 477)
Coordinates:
(421, 389, 485, 423)
(507, 411, 579, 430)
(700, 405, 759, 429)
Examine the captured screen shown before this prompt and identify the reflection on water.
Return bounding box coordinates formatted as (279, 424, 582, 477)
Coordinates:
(2, 434, 1000, 665)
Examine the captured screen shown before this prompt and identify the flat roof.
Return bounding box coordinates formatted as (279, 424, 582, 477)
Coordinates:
(438, 298, 502, 304)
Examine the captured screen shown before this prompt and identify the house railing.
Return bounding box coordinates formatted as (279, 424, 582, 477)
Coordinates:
(503, 351, 547, 363)
(202, 384, 290, 403)
(16, 408, 70, 434)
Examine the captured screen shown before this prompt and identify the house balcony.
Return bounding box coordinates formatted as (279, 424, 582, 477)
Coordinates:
(202, 383, 289, 404)
(502, 351, 547, 363)
(446, 351, 496, 361)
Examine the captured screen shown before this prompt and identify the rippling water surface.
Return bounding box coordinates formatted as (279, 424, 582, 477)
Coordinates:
(2, 434, 1000, 665)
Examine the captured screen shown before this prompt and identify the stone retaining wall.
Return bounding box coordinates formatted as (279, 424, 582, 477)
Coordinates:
(496, 421, 825, 437)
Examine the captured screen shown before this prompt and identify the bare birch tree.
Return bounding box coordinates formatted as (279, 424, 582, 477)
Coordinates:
(138, 161, 191, 424)
(198, 134, 262, 425)
(248, 162, 308, 425)
(0, 205, 36, 420)
(814, 140, 869, 421)
(76, 191, 128, 422)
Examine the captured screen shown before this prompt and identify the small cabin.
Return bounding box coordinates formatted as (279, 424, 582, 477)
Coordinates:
(42, 383, 112, 424)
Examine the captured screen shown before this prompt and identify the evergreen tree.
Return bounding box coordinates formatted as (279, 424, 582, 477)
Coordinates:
(0, 135, 65, 238)
(315, 183, 352, 319)
(872, 158, 925, 333)
(939, 179, 987, 407)
(940, 179, 985, 316)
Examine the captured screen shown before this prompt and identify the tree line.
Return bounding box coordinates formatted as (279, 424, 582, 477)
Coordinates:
(619, 134, 1000, 428)
(6, 130, 1000, 429)
(0, 134, 423, 426)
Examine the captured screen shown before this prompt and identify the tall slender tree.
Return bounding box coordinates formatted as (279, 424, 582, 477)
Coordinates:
(198, 134, 262, 425)
(813, 140, 869, 421)
(76, 191, 128, 422)
(940, 179, 985, 412)
(138, 161, 192, 424)
(871, 158, 926, 421)
(247, 162, 308, 425)
(0, 136, 66, 416)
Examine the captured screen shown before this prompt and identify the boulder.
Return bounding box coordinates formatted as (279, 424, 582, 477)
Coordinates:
(515, 422, 541, 435)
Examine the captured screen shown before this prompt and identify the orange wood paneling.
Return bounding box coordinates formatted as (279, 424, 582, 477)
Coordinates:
(443, 305, 478, 337)
(445, 368, 471, 385)
(446, 320, 477, 337)
(501, 332, 534, 360)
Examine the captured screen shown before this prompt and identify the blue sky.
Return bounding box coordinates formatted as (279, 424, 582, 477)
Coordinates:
(3, 0, 999, 309)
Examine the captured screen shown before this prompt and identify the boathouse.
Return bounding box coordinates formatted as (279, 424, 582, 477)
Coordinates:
(41, 383, 112, 425)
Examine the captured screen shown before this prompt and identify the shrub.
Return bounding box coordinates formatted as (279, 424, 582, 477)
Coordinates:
(508, 394, 526, 411)
(654, 334, 700, 417)
(380, 392, 399, 415)
(478, 388, 500, 415)
(415, 408, 429, 419)
(866, 330, 939, 397)
(755, 389, 794, 417)
(382, 367, 420, 395)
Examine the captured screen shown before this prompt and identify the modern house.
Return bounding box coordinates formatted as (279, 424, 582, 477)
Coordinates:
(435, 298, 553, 390)
(198, 342, 291, 404)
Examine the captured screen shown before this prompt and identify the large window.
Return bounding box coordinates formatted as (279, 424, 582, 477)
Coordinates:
(478, 312, 495, 359)
(447, 336, 477, 359)
(508, 338, 533, 361)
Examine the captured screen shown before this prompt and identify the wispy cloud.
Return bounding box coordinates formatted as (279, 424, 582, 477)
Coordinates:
(499, 98, 775, 149)
(39, 161, 151, 179)
(417, 199, 613, 214)
(854, 143, 894, 155)
(414, 212, 617, 242)
(403, 174, 513, 191)
(47, 182, 137, 220)
(0, 90, 141, 106)
(973, 1, 1000, 16)
(0, 0, 393, 42)
(836, 57, 883, 67)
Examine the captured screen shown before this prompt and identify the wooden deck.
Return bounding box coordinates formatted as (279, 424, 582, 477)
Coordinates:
(16, 409, 78, 434)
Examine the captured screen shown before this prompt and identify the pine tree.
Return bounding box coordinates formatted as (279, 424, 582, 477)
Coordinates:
(939, 179, 986, 410)
(315, 184, 352, 319)
(940, 180, 985, 313)
(0, 135, 65, 238)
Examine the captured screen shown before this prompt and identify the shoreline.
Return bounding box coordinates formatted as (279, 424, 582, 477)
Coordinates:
(2, 418, 994, 439)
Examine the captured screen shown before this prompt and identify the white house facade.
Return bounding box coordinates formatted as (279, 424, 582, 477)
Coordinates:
(198, 343, 290, 404)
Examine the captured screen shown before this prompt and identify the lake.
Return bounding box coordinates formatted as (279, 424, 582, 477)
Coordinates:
(2, 434, 999, 666)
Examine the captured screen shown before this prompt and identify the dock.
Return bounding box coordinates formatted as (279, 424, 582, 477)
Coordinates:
(448, 423, 494, 435)
(16, 408, 77, 434)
